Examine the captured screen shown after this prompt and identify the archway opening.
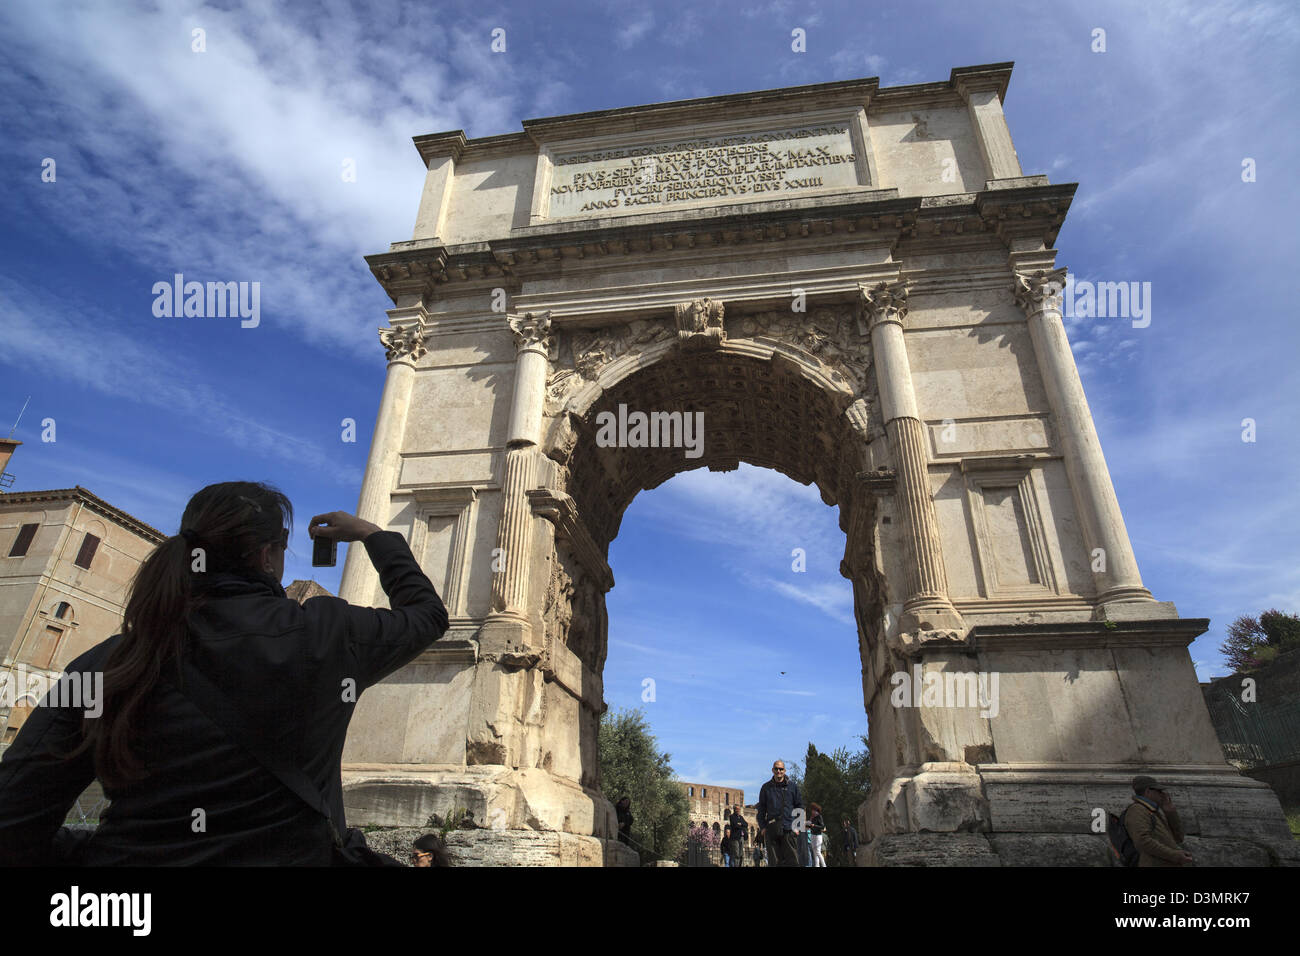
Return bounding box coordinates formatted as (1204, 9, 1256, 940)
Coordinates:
(542, 339, 889, 861)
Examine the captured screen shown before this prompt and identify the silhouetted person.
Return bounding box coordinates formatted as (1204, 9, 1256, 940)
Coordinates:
(0, 482, 448, 864)
(841, 816, 859, 863)
(728, 804, 746, 867)
(615, 796, 633, 846)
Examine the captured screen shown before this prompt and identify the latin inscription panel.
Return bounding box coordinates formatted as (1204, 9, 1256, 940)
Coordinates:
(546, 123, 860, 219)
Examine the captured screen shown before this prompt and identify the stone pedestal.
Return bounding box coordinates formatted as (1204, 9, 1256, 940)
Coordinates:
(857, 619, 1300, 866)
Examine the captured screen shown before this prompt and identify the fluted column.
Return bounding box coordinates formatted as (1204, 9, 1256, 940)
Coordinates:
(1013, 268, 1152, 605)
(859, 280, 965, 635)
(483, 312, 551, 647)
(339, 306, 428, 605)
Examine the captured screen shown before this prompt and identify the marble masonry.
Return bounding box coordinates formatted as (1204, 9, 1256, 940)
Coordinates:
(336, 64, 1296, 866)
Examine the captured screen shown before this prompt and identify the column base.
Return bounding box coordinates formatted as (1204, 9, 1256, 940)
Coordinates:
(1093, 594, 1178, 621)
(341, 764, 647, 866)
(899, 596, 966, 635)
(342, 764, 614, 835)
(478, 613, 539, 662)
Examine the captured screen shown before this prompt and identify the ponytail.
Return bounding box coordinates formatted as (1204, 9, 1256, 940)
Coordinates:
(72, 481, 292, 788)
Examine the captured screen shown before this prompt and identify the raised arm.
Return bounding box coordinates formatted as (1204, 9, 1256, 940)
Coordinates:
(304, 513, 449, 689)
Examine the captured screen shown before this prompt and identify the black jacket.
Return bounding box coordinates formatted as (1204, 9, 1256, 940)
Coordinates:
(756, 777, 802, 832)
(728, 811, 747, 842)
(0, 530, 448, 865)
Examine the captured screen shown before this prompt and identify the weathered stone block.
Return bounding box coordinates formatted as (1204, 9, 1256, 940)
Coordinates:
(861, 833, 1001, 866)
(987, 832, 1112, 866)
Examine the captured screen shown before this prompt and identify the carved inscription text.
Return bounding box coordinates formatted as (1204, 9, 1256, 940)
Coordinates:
(547, 124, 859, 218)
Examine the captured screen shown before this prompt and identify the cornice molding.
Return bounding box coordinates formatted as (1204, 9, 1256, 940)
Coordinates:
(408, 63, 1015, 155)
(412, 130, 468, 167)
(950, 62, 1014, 103)
(0, 485, 166, 542)
(970, 618, 1210, 651)
(364, 186, 1073, 306)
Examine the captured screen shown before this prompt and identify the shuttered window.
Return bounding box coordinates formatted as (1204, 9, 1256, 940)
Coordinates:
(74, 533, 100, 569)
(8, 523, 37, 557)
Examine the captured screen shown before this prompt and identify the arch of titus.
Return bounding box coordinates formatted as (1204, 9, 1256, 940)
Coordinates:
(337, 64, 1295, 866)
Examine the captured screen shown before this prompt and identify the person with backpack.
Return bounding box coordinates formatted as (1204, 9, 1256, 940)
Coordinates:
(1122, 775, 1193, 867)
(0, 482, 449, 865)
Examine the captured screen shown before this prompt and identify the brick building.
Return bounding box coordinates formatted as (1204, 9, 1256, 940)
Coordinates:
(0, 482, 164, 745)
(679, 780, 759, 840)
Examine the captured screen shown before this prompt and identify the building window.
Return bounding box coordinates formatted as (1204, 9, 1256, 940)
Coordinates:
(30, 625, 63, 670)
(702, 788, 707, 798)
(74, 533, 100, 570)
(8, 523, 38, 557)
(54, 601, 72, 620)
(688, 787, 694, 797)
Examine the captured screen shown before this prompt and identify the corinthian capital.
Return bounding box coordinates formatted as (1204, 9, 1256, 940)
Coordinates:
(378, 321, 428, 363)
(857, 279, 910, 335)
(1012, 267, 1068, 316)
(508, 311, 552, 352)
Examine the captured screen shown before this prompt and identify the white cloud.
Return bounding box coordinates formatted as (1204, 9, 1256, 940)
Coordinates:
(617, 10, 655, 48)
(0, 278, 362, 488)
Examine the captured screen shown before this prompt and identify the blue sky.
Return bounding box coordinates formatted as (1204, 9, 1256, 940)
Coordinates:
(1, 0, 1297, 802)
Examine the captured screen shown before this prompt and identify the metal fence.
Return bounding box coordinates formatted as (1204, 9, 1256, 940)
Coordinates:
(683, 837, 769, 867)
(1204, 683, 1300, 769)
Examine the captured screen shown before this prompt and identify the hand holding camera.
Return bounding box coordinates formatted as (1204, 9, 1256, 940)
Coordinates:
(309, 512, 382, 566)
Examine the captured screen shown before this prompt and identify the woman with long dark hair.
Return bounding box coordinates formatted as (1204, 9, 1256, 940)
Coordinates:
(0, 480, 448, 864)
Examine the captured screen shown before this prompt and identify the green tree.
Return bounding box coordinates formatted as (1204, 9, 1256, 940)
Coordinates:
(796, 736, 871, 866)
(598, 708, 689, 862)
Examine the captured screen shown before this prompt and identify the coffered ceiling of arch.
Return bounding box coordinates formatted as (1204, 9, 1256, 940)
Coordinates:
(553, 346, 877, 551)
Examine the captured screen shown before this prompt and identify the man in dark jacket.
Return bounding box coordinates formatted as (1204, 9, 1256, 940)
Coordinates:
(728, 805, 746, 867)
(756, 759, 802, 867)
(0, 514, 447, 865)
(841, 816, 859, 863)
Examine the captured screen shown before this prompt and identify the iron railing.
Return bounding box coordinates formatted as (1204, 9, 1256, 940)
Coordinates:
(1204, 683, 1300, 769)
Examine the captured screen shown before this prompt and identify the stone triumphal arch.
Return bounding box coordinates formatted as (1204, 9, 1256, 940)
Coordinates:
(336, 64, 1295, 865)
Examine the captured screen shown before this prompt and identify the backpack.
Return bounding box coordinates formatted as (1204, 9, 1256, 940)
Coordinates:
(1106, 810, 1140, 867)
